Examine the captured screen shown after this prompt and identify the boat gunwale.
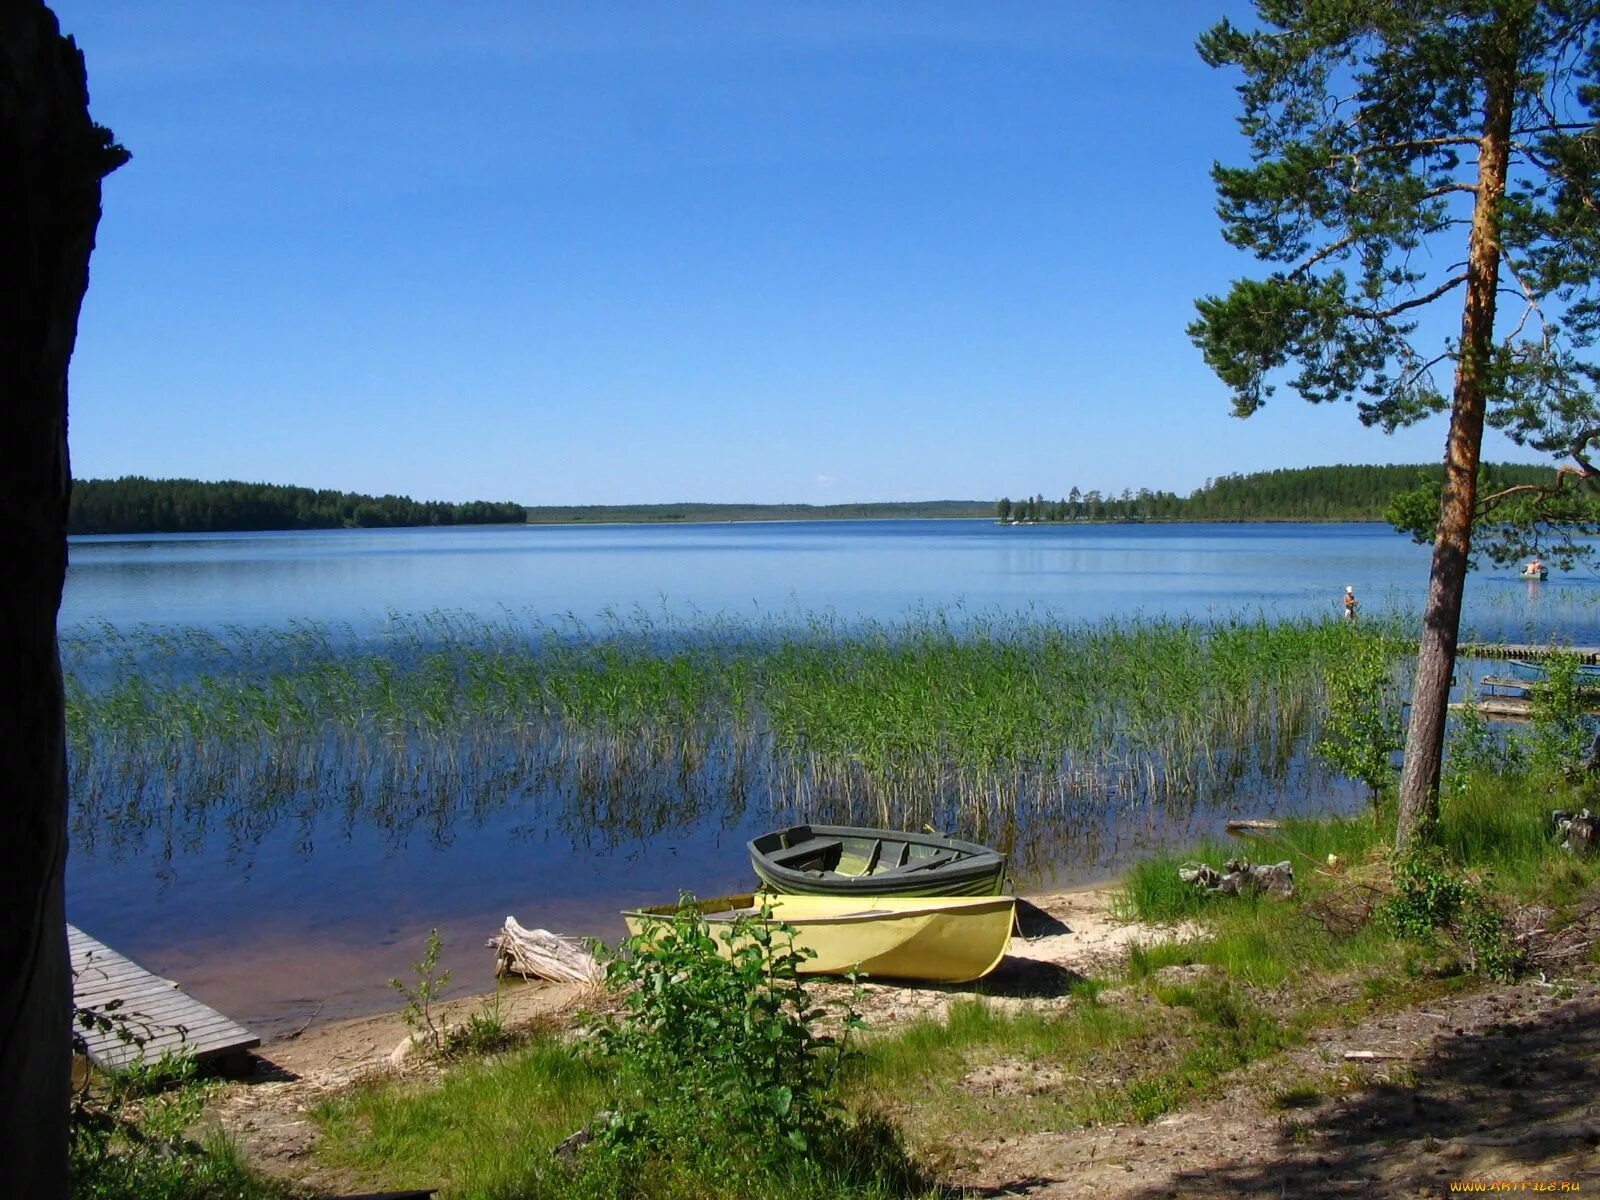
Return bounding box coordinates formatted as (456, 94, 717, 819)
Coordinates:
(622, 892, 1017, 927)
(748, 824, 1007, 895)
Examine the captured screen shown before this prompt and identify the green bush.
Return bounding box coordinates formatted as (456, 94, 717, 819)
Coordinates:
(389, 927, 451, 1056)
(1443, 686, 1523, 794)
(1520, 653, 1595, 780)
(582, 896, 928, 1196)
(1314, 629, 1403, 810)
(1380, 852, 1521, 981)
(594, 896, 854, 1157)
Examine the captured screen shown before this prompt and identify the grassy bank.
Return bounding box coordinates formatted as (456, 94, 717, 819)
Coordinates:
(298, 770, 1598, 1199)
(74, 761, 1600, 1199)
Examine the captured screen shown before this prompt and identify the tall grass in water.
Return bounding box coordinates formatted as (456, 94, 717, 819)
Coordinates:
(63, 610, 1404, 873)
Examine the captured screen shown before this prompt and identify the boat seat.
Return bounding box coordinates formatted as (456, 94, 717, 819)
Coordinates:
(873, 850, 959, 878)
(834, 839, 882, 878)
(766, 838, 844, 869)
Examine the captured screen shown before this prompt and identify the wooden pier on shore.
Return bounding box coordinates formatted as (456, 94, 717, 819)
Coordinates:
(1450, 649, 1600, 721)
(1459, 643, 1600, 663)
(70, 924, 259, 1071)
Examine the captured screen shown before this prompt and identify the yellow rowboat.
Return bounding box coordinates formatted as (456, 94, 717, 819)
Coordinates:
(621, 892, 1016, 984)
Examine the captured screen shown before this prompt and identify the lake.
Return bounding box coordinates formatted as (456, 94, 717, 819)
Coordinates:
(67, 517, 1594, 634)
(60, 520, 1595, 1036)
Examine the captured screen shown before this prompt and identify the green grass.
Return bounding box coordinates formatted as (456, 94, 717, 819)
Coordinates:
(316, 1037, 610, 1198)
(70, 1128, 300, 1200)
(839, 976, 1310, 1149)
(64, 609, 1410, 875)
(315, 1006, 935, 1200)
(70, 1057, 299, 1200)
(832, 768, 1600, 1159)
(854, 997, 1137, 1096)
(302, 766, 1600, 1196)
(1112, 774, 1600, 992)
(1435, 772, 1600, 895)
(1114, 838, 1236, 921)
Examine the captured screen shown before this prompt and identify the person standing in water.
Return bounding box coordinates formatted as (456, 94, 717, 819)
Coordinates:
(1343, 585, 1358, 621)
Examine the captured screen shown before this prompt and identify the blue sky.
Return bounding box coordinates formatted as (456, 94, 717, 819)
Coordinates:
(53, 1, 1543, 505)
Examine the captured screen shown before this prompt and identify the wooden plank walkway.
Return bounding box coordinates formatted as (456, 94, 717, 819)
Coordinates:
(1460, 643, 1600, 663)
(1452, 696, 1539, 720)
(70, 925, 259, 1070)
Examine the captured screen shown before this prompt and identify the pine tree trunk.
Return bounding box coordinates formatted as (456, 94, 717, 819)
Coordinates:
(1394, 58, 1516, 853)
(0, 3, 124, 1195)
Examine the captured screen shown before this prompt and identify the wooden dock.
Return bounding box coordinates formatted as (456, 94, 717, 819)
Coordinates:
(1451, 695, 1540, 720)
(1460, 643, 1600, 663)
(70, 925, 259, 1071)
(1455, 667, 1600, 721)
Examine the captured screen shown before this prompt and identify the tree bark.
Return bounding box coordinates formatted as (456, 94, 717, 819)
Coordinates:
(1394, 50, 1516, 853)
(0, 3, 125, 1195)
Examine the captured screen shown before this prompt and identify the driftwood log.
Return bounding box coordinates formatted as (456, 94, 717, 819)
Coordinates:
(487, 918, 602, 986)
(1225, 819, 1282, 834)
(1179, 858, 1295, 898)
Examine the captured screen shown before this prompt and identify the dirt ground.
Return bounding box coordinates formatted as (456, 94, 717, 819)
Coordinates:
(954, 973, 1600, 1198)
(206, 886, 1600, 1198)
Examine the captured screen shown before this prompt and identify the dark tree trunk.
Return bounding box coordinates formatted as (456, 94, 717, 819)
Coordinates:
(1394, 58, 1515, 853)
(0, 2, 125, 1195)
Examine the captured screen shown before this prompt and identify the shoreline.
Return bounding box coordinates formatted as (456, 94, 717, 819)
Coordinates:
(201, 875, 1600, 1200)
(233, 883, 1142, 1085)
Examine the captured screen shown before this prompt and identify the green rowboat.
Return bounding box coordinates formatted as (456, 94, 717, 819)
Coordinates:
(748, 824, 1007, 898)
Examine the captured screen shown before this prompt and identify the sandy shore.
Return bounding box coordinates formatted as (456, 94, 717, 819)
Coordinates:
(204, 883, 1600, 1199)
(230, 885, 1156, 1087)
(205, 884, 1163, 1186)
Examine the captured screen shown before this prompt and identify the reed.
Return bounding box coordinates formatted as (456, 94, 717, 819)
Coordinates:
(63, 609, 1409, 873)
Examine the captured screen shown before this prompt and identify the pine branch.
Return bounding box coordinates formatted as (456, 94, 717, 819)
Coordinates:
(1347, 274, 1469, 320)
(1292, 232, 1360, 276)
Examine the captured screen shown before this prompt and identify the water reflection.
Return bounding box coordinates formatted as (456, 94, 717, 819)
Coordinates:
(67, 610, 1388, 979)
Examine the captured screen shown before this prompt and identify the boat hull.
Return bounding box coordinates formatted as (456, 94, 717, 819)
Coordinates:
(622, 892, 1016, 984)
(749, 824, 1006, 898)
(1508, 657, 1600, 681)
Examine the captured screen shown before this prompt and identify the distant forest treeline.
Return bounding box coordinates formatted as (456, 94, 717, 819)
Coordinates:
(997, 463, 1562, 523)
(69, 477, 528, 534)
(65, 462, 1571, 535)
(521, 500, 991, 523)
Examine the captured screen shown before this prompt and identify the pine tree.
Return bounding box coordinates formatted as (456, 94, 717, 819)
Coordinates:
(1190, 1, 1600, 848)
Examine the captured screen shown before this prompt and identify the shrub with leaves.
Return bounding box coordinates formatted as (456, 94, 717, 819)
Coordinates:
(578, 895, 930, 1196)
(1315, 631, 1403, 812)
(389, 927, 450, 1056)
(1519, 653, 1595, 781)
(592, 896, 858, 1162)
(1442, 683, 1523, 797)
(1380, 852, 1521, 981)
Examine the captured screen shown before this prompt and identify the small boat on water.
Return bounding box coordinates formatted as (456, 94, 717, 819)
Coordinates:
(748, 824, 1007, 898)
(621, 892, 1016, 983)
(1521, 566, 1549, 580)
(1507, 657, 1600, 681)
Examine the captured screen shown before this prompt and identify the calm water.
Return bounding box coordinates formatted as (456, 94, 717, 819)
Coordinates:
(61, 521, 1598, 1035)
(66, 517, 1599, 634)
